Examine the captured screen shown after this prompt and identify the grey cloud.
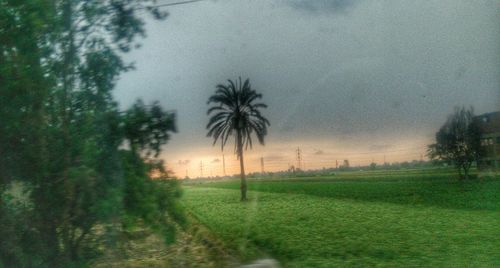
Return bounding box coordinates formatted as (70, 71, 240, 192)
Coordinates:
(314, 149, 325, 155)
(288, 0, 358, 14)
(115, 0, 499, 165)
(211, 158, 220, 163)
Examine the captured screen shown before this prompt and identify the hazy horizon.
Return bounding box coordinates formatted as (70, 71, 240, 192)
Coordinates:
(114, 0, 499, 177)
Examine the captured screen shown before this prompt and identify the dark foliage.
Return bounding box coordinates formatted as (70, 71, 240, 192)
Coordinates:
(0, 1, 183, 266)
(428, 106, 482, 179)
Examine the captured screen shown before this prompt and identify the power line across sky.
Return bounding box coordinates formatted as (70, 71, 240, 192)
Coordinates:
(134, 0, 207, 10)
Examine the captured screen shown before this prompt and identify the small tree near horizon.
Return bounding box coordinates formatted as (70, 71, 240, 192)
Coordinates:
(206, 78, 270, 201)
(427, 106, 482, 179)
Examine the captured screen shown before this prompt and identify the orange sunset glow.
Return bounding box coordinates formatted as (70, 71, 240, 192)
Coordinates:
(163, 135, 432, 178)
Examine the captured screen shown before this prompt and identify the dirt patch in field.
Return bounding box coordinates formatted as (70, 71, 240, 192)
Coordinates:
(93, 223, 240, 268)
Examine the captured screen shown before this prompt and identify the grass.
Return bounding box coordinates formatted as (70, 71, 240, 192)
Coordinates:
(181, 170, 500, 267)
(199, 175, 500, 211)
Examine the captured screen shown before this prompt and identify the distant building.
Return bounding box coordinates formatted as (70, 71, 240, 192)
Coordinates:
(475, 111, 500, 170)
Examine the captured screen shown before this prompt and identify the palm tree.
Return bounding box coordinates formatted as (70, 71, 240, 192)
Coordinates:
(206, 77, 270, 201)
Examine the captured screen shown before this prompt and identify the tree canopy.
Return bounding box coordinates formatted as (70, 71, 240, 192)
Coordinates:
(0, 1, 182, 266)
(428, 106, 482, 179)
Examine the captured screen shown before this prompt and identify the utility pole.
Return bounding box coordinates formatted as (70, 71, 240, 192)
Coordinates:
(260, 157, 265, 174)
(296, 147, 302, 170)
(200, 161, 203, 178)
(335, 159, 338, 169)
(222, 154, 226, 176)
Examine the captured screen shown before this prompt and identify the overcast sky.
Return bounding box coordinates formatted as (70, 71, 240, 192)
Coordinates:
(114, 0, 499, 177)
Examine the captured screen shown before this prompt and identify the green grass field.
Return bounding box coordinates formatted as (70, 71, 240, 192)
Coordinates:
(182, 171, 500, 267)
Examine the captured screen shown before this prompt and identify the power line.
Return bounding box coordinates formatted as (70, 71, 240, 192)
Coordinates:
(182, 151, 424, 166)
(170, 144, 428, 177)
(317, 146, 428, 156)
(134, 0, 206, 10)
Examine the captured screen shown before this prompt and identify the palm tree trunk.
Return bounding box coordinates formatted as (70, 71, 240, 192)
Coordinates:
(237, 131, 247, 201)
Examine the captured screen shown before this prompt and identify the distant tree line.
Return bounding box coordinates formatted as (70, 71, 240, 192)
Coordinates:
(0, 1, 183, 266)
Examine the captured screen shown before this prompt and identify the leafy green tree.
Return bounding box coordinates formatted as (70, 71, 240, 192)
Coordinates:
(124, 99, 177, 157)
(0, 2, 54, 265)
(206, 78, 270, 201)
(0, 0, 53, 187)
(0, 1, 183, 266)
(428, 106, 482, 179)
(121, 100, 184, 244)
